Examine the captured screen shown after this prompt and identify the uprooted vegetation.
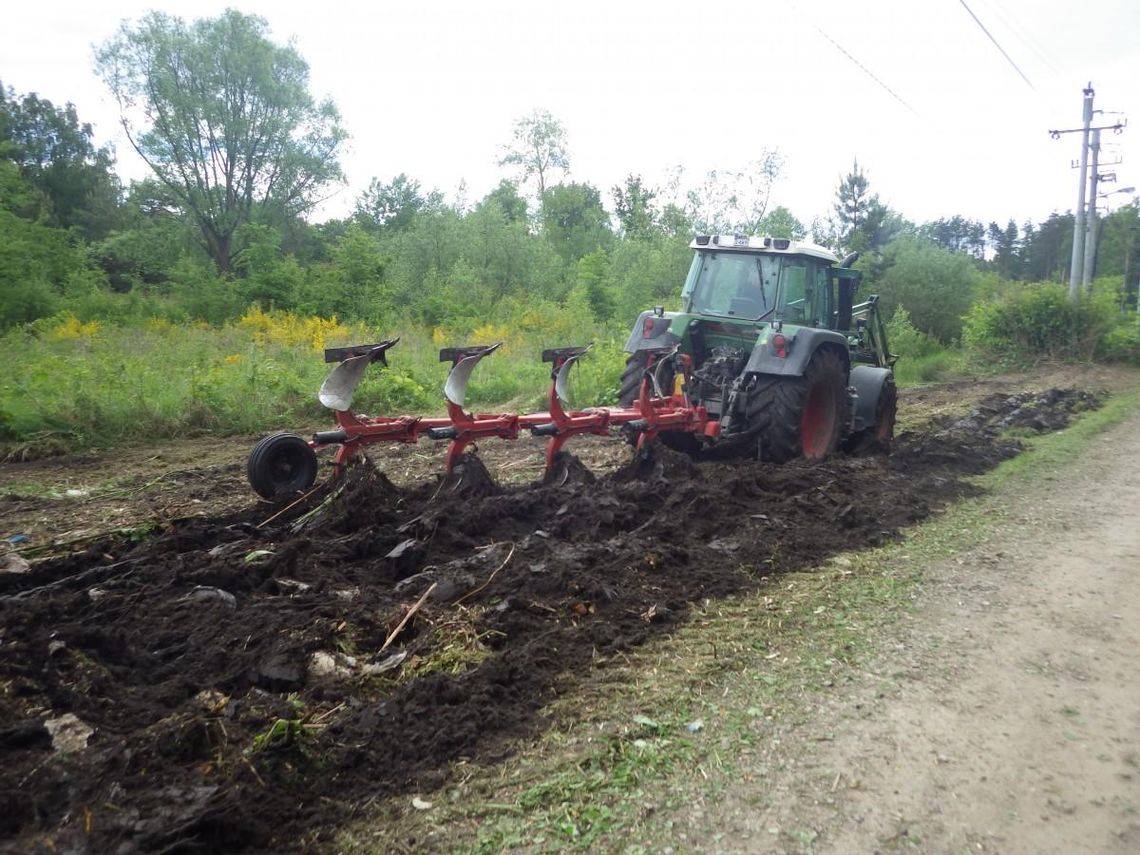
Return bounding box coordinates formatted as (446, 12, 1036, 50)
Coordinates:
(0, 388, 1103, 852)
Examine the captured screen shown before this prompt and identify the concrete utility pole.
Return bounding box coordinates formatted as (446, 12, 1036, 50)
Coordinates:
(1049, 84, 1127, 302)
(1068, 85, 1094, 302)
(1082, 129, 1101, 291)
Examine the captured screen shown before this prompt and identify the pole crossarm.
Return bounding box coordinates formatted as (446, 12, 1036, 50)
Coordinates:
(1048, 122, 1126, 139)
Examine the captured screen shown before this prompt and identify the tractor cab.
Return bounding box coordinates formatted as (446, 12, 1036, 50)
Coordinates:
(680, 234, 859, 332)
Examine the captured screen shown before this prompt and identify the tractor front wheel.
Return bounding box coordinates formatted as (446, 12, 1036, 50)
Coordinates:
(247, 432, 319, 499)
(843, 375, 897, 454)
(746, 349, 848, 463)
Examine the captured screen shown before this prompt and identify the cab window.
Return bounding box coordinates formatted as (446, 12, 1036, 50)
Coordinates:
(780, 260, 830, 327)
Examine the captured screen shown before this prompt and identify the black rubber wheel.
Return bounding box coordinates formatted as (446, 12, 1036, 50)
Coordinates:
(746, 348, 848, 463)
(618, 352, 651, 406)
(247, 432, 319, 499)
(843, 375, 897, 454)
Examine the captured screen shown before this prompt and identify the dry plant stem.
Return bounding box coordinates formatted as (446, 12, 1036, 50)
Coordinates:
(257, 484, 324, 529)
(453, 543, 516, 607)
(380, 582, 438, 652)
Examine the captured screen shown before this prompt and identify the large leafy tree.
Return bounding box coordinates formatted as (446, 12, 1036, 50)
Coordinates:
(919, 215, 986, 259)
(0, 82, 121, 238)
(759, 205, 806, 240)
(478, 180, 529, 225)
(498, 109, 569, 198)
(877, 236, 980, 342)
(540, 182, 612, 263)
(354, 173, 442, 235)
(612, 174, 658, 240)
(95, 10, 346, 273)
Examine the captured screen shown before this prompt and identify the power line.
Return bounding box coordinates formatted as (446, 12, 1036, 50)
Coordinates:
(959, 0, 1035, 90)
(980, 0, 1059, 76)
(811, 23, 918, 116)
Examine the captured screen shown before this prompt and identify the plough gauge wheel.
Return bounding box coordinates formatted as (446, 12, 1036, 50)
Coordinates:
(247, 432, 320, 499)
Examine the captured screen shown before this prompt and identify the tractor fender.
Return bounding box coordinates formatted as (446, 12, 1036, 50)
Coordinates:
(623, 310, 683, 353)
(742, 328, 850, 378)
(848, 365, 894, 432)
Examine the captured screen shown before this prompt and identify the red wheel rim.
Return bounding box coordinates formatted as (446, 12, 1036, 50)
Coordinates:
(802, 381, 836, 458)
(875, 393, 896, 442)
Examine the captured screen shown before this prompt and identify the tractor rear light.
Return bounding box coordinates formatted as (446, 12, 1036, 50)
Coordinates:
(772, 333, 788, 358)
(641, 316, 671, 339)
(772, 238, 791, 250)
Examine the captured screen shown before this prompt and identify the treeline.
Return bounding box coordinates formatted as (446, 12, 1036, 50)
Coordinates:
(2, 9, 1140, 363)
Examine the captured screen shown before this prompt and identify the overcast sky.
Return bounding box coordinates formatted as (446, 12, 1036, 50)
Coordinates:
(3, 0, 1138, 232)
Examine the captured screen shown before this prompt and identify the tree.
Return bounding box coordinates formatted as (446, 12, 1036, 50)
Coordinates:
(987, 219, 1022, 280)
(759, 205, 806, 240)
(612, 174, 658, 240)
(95, 10, 346, 273)
(876, 235, 981, 342)
(1020, 212, 1073, 283)
(0, 82, 121, 238)
(919, 215, 986, 259)
(498, 109, 569, 197)
(685, 153, 783, 234)
(833, 159, 889, 254)
(540, 182, 612, 263)
(477, 180, 529, 225)
(354, 173, 441, 234)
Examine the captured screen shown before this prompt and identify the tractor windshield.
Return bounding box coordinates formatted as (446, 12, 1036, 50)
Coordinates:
(683, 251, 778, 320)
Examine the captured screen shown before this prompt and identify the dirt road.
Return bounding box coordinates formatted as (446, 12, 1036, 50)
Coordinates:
(709, 414, 1140, 853)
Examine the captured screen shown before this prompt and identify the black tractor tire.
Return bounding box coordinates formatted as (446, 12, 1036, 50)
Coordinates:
(617, 352, 701, 454)
(247, 432, 319, 499)
(746, 348, 848, 463)
(843, 375, 897, 454)
(618, 352, 653, 407)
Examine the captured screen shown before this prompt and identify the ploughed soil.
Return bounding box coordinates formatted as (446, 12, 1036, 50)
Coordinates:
(0, 385, 1104, 853)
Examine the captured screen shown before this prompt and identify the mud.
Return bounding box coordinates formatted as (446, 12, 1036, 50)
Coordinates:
(0, 388, 1099, 853)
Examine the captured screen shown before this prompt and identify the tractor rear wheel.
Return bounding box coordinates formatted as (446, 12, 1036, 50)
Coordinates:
(618, 352, 652, 406)
(843, 375, 897, 453)
(746, 349, 848, 463)
(247, 432, 319, 499)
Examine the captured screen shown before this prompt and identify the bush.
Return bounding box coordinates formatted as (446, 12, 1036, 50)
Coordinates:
(873, 236, 981, 343)
(885, 305, 959, 386)
(886, 306, 942, 359)
(1100, 314, 1140, 364)
(962, 284, 1116, 362)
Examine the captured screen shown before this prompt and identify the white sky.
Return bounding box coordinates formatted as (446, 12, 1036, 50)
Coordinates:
(3, 0, 1138, 230)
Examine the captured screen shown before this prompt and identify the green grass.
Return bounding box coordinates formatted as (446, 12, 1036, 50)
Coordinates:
(0, 310, 628, 454)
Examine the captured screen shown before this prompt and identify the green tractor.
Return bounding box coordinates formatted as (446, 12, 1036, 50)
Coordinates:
(619, 234, 897, 461)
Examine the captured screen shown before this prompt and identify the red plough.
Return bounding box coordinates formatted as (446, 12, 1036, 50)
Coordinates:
(246, 340, 717, 498)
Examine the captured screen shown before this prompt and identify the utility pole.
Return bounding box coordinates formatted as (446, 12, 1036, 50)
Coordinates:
(1082, 129, 1101, 291)
(1069, 85, 1094, 302)
(1049, 84, 1127, 302)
